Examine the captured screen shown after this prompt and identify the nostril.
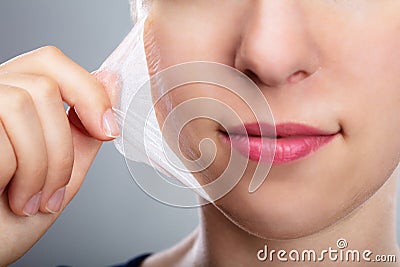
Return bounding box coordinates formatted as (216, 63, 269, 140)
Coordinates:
(287, 70, 308, 84)
(243, 69, 272, 87)
(243, 69, 258, 81)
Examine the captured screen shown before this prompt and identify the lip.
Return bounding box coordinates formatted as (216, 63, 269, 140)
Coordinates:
(219, 122, 340, 165)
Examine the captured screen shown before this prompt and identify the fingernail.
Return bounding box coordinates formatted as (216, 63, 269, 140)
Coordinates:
(23, 192, 42, 216)
(102, 108, 120, 138)
(46, 187, 66, 213)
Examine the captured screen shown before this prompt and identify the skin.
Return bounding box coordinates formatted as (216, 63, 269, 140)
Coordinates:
(1, 0, 400, 266)
(140, 0, 400, 266)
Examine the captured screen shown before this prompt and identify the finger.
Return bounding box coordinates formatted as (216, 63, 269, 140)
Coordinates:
(0, 46, 120, 141)
(0, 84, 48, 216)
(66, 70, 121, 142)
(0, 72, 73, 213)
(0, 121, 17, 194)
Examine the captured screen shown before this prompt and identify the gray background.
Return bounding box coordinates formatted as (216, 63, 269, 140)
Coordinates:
(0, 1, 399, 266)
(0, 1, 199, 266)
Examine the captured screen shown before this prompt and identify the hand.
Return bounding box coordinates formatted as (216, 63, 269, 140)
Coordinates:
(0, 46, 119, 266)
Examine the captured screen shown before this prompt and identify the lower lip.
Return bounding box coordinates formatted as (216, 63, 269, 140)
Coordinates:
(219, 133, 338, 165)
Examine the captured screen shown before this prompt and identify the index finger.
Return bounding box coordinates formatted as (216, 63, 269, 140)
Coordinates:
(0, 46, 120, 140)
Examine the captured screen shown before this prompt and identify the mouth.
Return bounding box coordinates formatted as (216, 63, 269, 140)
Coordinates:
(219, 122, 341, 165)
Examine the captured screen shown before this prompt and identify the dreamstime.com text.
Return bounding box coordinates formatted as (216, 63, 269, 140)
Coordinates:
(257, 238, 397, 263)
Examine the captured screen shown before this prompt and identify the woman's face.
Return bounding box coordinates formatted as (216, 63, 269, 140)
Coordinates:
(144, 0, 400, 239)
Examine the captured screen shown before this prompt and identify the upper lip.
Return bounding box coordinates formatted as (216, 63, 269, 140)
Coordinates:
(223, 122, 340, 138)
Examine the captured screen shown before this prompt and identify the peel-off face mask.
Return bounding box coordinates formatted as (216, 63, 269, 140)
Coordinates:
(97, 3, 276, 207)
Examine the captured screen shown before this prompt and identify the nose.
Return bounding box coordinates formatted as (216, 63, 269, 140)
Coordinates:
(234, 1, 320, 88)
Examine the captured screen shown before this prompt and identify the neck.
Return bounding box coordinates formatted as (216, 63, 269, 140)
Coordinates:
(188, 169, 400, 267)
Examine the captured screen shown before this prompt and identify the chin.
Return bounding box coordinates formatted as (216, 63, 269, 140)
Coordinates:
(211, 150, 396, 241)
(214, 187, 342, 240)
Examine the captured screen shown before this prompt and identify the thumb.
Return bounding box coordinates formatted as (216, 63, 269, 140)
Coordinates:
(62, 70, 122, 205)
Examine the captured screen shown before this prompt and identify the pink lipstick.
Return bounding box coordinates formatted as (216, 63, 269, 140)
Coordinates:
(220, 122, 339, 165)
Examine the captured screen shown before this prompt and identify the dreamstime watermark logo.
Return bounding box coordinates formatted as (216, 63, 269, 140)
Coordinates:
(118, 61, 276, 207)
(257, 238, 397, 263)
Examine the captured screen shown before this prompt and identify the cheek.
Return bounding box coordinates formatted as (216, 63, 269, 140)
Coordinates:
(145, 3, 245, 70)
(334, 23, 400, 177)
(151, 84, 256, 186)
